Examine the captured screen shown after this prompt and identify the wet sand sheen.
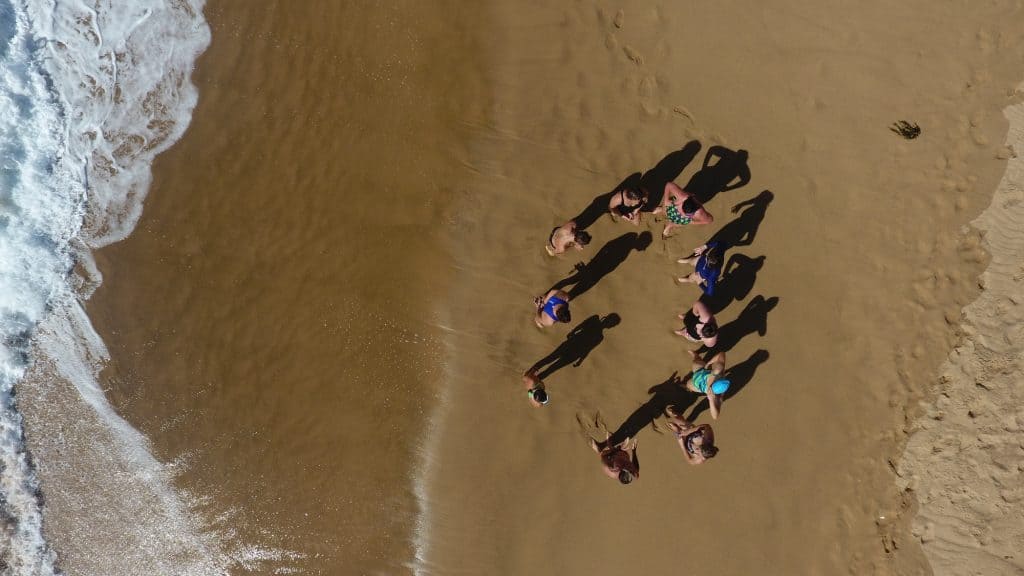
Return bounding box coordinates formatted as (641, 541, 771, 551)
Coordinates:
(84, 1, 487, 573)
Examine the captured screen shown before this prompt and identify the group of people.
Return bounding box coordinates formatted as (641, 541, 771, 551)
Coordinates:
(525, 175, 744, 485)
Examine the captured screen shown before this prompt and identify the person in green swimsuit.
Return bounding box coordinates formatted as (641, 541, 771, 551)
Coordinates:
(660, 181, 713, 237)
(685, 349, 730, 420)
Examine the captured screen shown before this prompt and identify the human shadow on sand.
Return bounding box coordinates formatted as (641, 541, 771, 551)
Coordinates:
(570, 173, 641, 232)
(702, 253, 767, 315)
(685, 145, 751, 204)
(528, 313, 620, 380)
(701, 295, 779, 354)
(568, 140, 703, 230)
(709, 190, 774, 248)
(685, 349, 770, 421)
(637, 139, 703, 210)
(605, 372, 702, 447)
(553, 231, 652, 299)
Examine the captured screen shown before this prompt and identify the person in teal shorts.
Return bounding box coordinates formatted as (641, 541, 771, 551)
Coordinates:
(685, 349, 730, 420)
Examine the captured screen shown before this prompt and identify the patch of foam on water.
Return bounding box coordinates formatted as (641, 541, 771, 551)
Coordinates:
(408, 314, 457, 576)
(0, 0, 293, 572)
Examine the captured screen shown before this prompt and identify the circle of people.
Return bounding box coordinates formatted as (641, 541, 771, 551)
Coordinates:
(524, 159, 756, 486)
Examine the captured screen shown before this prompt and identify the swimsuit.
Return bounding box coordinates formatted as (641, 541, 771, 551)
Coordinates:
(683, 429, 703, 455)
(695, 241, 727, 296)
(615, 191, 644, 217)
(542, 295, 569, 321)
(692, 368, 730, 395)
(665, 203, 693, 225)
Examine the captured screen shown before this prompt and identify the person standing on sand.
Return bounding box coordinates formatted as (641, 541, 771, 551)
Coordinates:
(546, 220, 592, 255)
(659, 181, 713, 237)
(663, 407, 718, 465)
(522, 372, 548, 407)
(677, 241, 727, 296)
(534, 288, 572, 328)
(675, 299, 718, 348)
(685, 349, 730, 420)
(589, 434, 639, 485)
(659, 405, 716, 463)
(607, 186, 648, 225)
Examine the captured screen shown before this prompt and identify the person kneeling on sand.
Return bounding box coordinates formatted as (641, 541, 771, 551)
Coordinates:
(664, 406, 718, 465)
(686, 350, 730, 420)
(675, 299, 718, 348)
(546, 220, 591, 256)
(589, 434, 639, 485)
(534, 289, 572, 328)
(677, 241, 727, 296)
(608, 186, 648, 225)
(660, 181, 713, 237)
(522, 371, 549, 407)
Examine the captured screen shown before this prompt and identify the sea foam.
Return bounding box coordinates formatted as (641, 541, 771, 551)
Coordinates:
(0, 0, 279, 573)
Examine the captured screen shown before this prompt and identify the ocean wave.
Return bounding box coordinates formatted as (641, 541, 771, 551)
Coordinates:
(0, 0, 281, 573)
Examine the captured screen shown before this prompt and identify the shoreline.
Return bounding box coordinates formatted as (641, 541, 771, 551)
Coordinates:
(898, 81, 1024, 575)
(14, 2, 1024, 575)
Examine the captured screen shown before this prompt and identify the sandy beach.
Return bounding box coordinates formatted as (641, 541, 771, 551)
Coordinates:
(14, 1, 1024, 575)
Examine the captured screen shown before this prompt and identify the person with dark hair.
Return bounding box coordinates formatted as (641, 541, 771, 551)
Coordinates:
(545, 220, 592, 256)
(685, 349, 730, 420)
(522, 371, 549, 407)
(663, 407, 718, 465)
(589, 434, 639, 485)
(677, 241, 728, 296)
(674, 299, 718, 348)
(659, 181, 713, 237)
(607, 186, 649, 225)
(534, 288, 572, 328)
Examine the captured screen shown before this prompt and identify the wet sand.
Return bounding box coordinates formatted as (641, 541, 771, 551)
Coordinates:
(50, 1, 487, 573)
(22, 1, 1024, 575)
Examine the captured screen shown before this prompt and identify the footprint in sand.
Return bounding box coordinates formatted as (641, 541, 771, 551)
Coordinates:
(623, 44, 644, 65)
(613, 9, 624, 29)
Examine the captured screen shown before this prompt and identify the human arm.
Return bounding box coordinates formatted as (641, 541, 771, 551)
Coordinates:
(662, 181, 687, 207)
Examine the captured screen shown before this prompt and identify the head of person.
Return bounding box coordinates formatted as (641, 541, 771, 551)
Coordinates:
(555, 305, 571, 324)
(703, 247, 721, 267)
(623, 186, 644, 203)
(700, 443, 719, 459)
(528, 386, 548, 406)
(574, 230, 592, 246)
(700, 321, 718, 338)
(681, 197, 701, 215)
(617, 469, 635, 485)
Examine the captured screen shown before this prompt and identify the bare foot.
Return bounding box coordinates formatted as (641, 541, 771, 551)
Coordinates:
(673, 329, 687, 337)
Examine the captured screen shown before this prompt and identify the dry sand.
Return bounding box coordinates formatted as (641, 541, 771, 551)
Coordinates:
(898, 85, 1024, 576)
(18, 1, 1024, 575)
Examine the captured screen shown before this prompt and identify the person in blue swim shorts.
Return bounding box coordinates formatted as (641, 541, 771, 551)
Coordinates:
(685, 349, 730, 420)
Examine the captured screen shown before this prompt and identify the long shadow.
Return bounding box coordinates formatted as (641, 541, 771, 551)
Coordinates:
(553, 231, 653, 299)
(638, 140, 703, 210)
(685, 349, 770, 421)
(685, 145, 751, 204)
(529, 313, 620, 379)
(571, 173, 641, 231)
(606, 373, 702, 447)
(709, 190, 774, 248)
(703, 253, 766, 315)
(702, 295, 780, 354)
